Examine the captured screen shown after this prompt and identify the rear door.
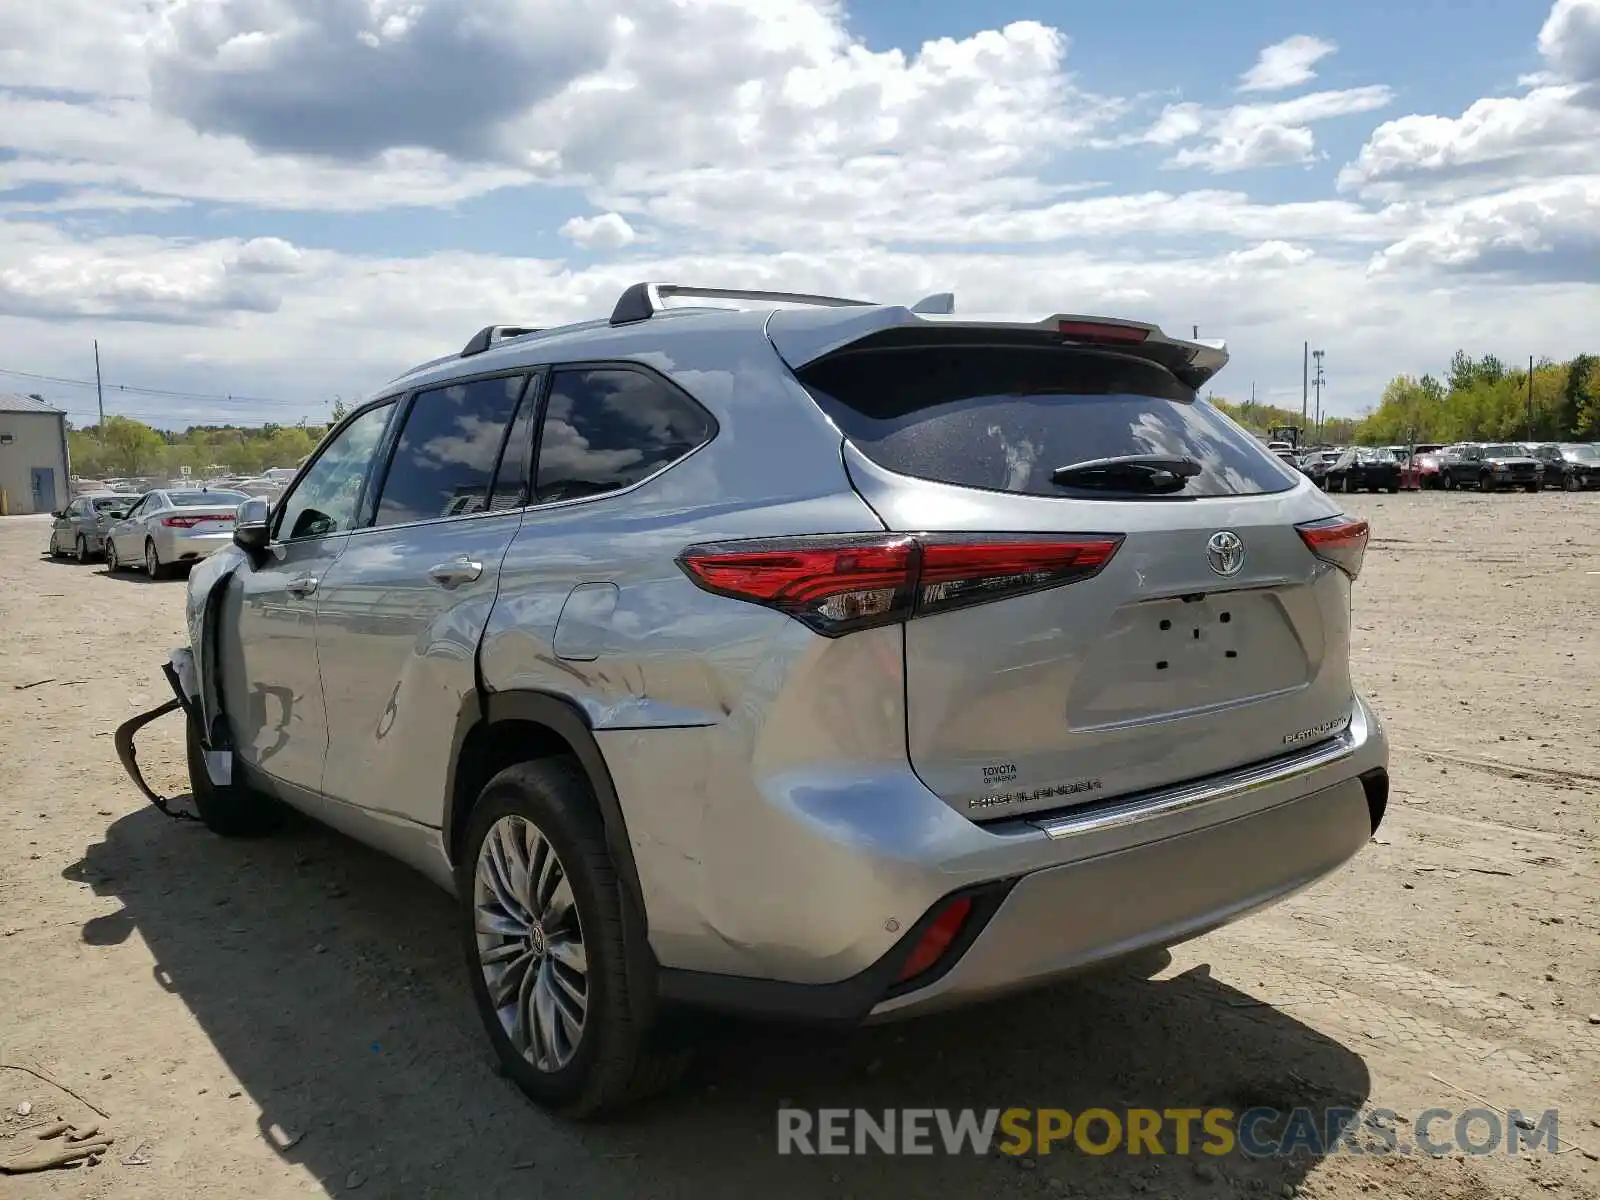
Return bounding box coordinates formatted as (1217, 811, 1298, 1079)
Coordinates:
(796, 339, 1357, 820)
(314, 372, 535, 826)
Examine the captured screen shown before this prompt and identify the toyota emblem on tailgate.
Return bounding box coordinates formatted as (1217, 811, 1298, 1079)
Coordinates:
(1206, 530, 1245, 576)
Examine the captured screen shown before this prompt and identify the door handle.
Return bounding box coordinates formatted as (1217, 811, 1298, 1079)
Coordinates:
(427, 559, 483, 589)
(286, 575, 318, 599)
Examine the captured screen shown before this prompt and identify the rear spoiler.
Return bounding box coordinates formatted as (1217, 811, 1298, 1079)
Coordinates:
(766, 307, 1229, 390)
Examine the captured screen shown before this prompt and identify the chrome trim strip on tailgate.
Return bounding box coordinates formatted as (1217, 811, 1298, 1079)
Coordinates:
(1031, 733, 1355, 841)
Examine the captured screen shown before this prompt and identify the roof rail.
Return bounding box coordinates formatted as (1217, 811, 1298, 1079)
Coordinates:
(608, 282, 875, 326)
(460, 325, 543, 358)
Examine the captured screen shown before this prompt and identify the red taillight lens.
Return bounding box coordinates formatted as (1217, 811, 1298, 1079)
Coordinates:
(676, 532, 1124, 636)
(1297, 515, 1369, 580)
(161, 514, 234, 528)
(1057, 320, 1150, 345)
(897, 895, 973, 983)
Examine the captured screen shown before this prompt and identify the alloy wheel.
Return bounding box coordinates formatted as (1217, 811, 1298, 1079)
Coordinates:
(472, 814, 589, 1073)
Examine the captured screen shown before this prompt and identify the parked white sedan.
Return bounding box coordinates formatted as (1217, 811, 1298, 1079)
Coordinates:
(104, 488, 252, 579)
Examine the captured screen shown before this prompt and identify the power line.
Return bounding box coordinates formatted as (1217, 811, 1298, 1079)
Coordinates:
(0, 364, 292, 406)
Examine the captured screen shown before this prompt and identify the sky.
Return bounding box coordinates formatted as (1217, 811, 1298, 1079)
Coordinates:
(1, 0, 1596, 430)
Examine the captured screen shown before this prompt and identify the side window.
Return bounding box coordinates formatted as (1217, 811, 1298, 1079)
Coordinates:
(533, 368, 713, 504)
(124, 497, 146, 519)
(276, 402, 395, 541)
(373, 375, 527, 527)
(66, 500, 83, 517)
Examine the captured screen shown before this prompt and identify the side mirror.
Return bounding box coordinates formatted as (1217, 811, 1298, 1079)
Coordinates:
(51, 510, 65, 519)
(233, 497, 272, 556)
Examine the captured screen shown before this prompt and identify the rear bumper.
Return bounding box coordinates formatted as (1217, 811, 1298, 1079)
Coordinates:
(161, 530, 233, 561)
(868, 769, 1378, 1020)
(648, 695, 1388, 1024)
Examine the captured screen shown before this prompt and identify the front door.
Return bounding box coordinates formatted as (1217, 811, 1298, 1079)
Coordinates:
(221, 400, 397, 795)
(315, 374, 534, 825)
(30, 468, 56, 514)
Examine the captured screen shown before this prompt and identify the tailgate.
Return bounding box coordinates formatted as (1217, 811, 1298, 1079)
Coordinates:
(794, 335, 1359, 821)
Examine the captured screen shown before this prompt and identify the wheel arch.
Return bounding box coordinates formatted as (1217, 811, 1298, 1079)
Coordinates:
(445, 689, 648, 934)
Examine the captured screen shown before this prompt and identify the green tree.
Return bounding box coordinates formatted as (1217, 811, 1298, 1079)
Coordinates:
(100, 415, 167, 475)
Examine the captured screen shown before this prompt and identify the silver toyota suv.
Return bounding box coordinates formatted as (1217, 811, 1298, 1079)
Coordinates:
(129, 283, 1388, 1117)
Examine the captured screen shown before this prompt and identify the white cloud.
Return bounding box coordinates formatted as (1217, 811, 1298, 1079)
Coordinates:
(560, 212, 638, 250)
(1238, 35, 1337, 94)
(1367, 179, 1600, 279)
(1155, 86, 1394, 173)
(0, 222, 317, 324)
(1341, 0, 1600, 200)
(1538, 0, 1600, 88)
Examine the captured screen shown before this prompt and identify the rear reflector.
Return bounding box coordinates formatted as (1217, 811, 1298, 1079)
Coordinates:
(897, 895, 973, 983)
(1057, 320, 1150, 345)
(676, 532, 1123, 636)
(1296, 515, 1369, 580)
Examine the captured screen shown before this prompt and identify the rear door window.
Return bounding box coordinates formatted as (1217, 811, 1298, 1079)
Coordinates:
(373, 375, 529, 527)
(799, 346, 1295, 498)
(532, 367, 714, 504)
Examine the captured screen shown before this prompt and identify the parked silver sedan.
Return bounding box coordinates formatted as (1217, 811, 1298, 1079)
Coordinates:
(47, 493, 136, 561)
(104, 488, 252, 579)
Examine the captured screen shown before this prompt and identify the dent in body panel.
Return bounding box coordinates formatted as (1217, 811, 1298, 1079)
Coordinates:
(602, 622, 951, 982)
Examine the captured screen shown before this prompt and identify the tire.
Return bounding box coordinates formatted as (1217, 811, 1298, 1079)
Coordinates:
(185, 715, 283, 836)
(105, 538, 119, 572)
(75, 534, 89, 563)
(1524, 482, 1539, 493)
(1443, 473, 1456, 491)
(1564, 473, 1579, 492)
(458, 757, 686, 1118)
(1479, 475, 1495, 493)
(145, 539, 172, 580)
(47, 532, 62, 558)
(1387, 485, 1400, 494)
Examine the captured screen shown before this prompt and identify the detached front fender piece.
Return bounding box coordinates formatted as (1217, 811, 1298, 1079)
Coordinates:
(112, 553, 245, 816)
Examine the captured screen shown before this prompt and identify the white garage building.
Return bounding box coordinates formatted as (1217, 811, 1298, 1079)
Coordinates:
(0, 393, 71, 516)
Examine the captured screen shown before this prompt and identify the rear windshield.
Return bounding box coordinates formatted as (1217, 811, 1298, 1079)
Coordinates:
(799, 346, 1296, 498)
(169, 490, 248, 506)
(90, 497, 127, 512)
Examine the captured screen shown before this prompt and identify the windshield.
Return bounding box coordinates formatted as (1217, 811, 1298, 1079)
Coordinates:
(1482, 444, 1521, 457)
(1564, 445, 1600, 462)
(168, 490, 249, 507)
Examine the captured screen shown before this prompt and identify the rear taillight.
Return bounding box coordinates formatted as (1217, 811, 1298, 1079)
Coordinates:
(896, 895, 973, 983)
(161, 514, 233, 528)
(1297, 515, 1369, 580)
(676, 532, 1123, 636)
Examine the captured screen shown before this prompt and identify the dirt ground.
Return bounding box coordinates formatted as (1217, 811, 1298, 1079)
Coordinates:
(1, 494, 1596, 1200)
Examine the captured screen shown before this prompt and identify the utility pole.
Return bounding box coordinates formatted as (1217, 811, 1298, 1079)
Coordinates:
(1527, 354, 1535, 440)
(1312, 349, 1326, 442)
(93, 339, 106, 438)
(1193, 325, 1199, 339)
(1301, 341, 1309, 438)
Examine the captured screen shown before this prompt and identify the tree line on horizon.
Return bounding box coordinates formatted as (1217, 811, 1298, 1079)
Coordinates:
(1214, 350, 1598, 447)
